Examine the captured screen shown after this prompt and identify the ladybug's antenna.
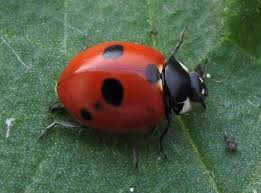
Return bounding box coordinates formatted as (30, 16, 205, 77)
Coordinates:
(173, 27, 187, 56)
(163, 27, 187, 69)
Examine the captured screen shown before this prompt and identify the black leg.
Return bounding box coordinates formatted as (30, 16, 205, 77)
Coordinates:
(132, 146, 139, 169)
(160, 60, 173, 159)
(159, 89, 172, 159)
(159, 119, 170, 159)
(102, 135, 113, 146)
(147, 125, 157, 136)
(49, 101, 64, 113)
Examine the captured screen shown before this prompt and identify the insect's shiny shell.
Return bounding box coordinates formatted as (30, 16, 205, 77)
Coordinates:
(57, 42, 165, 134)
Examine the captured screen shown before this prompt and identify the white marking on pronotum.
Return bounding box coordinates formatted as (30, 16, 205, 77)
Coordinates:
(199, 77, 204, 83)
(5, 118, 15, 138)
(177, 60, 189, 72)
(179, 97, 191, 114)
(202, 88, 205, 95)
(1, 37, 30, 69)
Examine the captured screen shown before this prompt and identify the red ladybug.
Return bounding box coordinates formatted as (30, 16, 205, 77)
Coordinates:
(56, 40, 207, 130)
(45, 39, 208, 156)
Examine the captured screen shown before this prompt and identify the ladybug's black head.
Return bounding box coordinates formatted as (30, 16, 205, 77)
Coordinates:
(163, 56, 208, 114)
(189, 64, 208, 108)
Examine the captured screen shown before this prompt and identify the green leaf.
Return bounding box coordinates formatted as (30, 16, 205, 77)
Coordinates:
(0, 1, 260, 193)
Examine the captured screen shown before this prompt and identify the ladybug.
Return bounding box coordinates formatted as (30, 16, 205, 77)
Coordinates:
(43, 35, 208, 160)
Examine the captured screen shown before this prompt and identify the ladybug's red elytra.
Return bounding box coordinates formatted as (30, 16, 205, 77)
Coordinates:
(57, 42, 165, 134)
(42, 33, 208, 162)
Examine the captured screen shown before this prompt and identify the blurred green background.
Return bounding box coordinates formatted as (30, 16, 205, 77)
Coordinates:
(0, 0, 261, 193)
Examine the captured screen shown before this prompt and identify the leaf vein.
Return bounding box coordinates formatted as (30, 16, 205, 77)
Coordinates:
(223, 37, 258, 62)
(62, 0, 68, 53)
(1, 36, 30, 69)
(177, 117, 221, 193)
(145, 0, 156, 47)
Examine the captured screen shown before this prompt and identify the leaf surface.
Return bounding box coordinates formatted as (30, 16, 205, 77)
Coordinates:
(0, 1, 260, 193)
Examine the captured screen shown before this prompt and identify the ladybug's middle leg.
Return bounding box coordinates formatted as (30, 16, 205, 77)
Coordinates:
(159, 91, 172, 159)
(147, 125, 157, 136)
(132, 145, 139, 169)
(159, 119, 170, 159)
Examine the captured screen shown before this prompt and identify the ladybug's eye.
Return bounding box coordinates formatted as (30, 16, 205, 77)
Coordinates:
(102, 78, 124, 106)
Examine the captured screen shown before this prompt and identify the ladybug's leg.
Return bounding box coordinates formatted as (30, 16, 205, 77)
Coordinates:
(159, 93, 172, 159)
(49, 101, 64, 113)
(159, 66, 173, 158)
(147, 125, 157, 136)
(132, 146, 139, 169)
(39, 121, 82, 140)
(159, 114, 171, 159)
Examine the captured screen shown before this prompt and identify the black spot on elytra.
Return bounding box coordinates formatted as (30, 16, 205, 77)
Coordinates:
(92, 101, 104, 110)
(145, 64, 161, 83)
(81, 109, 93, 120)
(102, 78, 123, 106)
(103, 45, 124, 59)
